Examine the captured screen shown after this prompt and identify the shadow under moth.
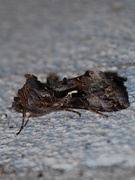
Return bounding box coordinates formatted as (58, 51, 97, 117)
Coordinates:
(12, 70, 129, 135)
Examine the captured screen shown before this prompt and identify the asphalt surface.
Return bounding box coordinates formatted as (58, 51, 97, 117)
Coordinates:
(0, 0, 135, 179)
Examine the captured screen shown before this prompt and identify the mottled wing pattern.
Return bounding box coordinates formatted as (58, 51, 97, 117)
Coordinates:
(12, 70, 129, 134)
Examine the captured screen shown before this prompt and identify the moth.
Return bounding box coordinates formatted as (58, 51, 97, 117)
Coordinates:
(12, 70, 129, 135)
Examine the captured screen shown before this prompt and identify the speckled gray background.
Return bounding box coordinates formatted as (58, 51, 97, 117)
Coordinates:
(0, 0, 135, 179)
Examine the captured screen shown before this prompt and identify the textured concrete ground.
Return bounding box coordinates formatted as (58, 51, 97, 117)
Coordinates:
(0, 0, 135, 179)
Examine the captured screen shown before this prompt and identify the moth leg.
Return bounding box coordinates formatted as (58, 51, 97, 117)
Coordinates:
(16, 109, 26, 135)
(64, 109, 81, 117)
(24, 114, 31, 127)
(89, 109, 108, 117)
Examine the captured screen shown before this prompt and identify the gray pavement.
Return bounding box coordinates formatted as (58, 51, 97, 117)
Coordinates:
(0, 0, 135, 179)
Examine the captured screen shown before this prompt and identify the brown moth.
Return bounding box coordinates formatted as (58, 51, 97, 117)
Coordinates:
(12, 70, 129, 134)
